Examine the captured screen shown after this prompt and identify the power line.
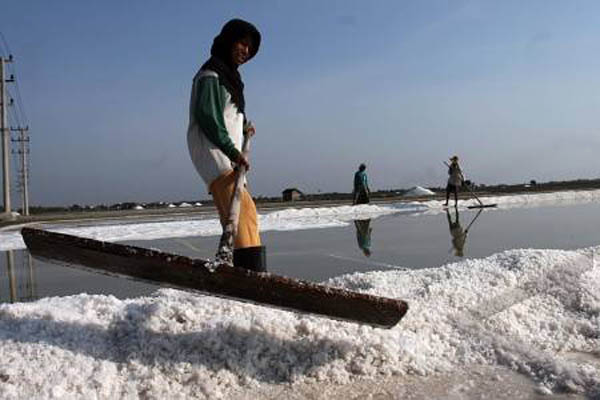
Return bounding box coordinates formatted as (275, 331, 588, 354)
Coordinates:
(0, 31, 12, 55)
(0, 31, 28, 127)
(0, 34, 14, 60)
(9, 73, 28, 126)
(4, 63, 28, 126)
(5, 87, 23, 127)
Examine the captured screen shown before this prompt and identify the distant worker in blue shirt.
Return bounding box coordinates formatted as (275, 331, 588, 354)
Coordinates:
(353, 163, 371, 205)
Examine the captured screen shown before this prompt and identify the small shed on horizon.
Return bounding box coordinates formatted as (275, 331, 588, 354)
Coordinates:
(282, 188, 304, 202)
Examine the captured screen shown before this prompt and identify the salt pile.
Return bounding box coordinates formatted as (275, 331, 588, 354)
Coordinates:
(0, 246, 598, 398)
(403, 186, 435, 197)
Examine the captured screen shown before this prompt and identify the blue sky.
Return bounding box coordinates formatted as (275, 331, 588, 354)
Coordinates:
(2, 1, 600, 206)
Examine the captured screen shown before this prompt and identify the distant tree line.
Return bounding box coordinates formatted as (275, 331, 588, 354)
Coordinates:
(27, 200, 213, 215)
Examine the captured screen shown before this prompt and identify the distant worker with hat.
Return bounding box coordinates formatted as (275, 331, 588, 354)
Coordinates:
(353, 163, 371, 205)
(444, 156, 465, 207)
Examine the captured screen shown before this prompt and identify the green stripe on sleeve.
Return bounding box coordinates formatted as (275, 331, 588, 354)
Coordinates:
(194, 76, 241, 162)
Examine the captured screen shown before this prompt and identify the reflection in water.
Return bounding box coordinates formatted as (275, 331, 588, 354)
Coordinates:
(446, 208, 483, 257)
(1, 250, 38, 303)
(6, 250, 16, 301)
(354, 219, 373, 257)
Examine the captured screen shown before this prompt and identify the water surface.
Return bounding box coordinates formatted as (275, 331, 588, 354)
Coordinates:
(2, 202, 600, 303)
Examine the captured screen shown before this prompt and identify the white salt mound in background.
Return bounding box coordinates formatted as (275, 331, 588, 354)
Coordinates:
(403, 186, 435, 197)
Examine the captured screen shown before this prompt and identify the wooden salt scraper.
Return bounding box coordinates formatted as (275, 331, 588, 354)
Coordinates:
(22, 227, 408, 328)
(465, 184, 497, 209)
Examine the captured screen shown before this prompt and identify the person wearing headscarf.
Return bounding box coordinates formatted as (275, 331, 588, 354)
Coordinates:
(353, 163, 371, 205)
(187, 19, 265, 271)
(445, 156, 465, 207)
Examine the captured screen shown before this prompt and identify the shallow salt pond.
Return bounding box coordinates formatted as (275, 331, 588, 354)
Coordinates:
(2, 201, 600, 303)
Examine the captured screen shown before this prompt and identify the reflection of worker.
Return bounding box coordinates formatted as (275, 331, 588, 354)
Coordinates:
(446, 208, 466, 257)
(353, 163, 371, 205)
(354, 219, 372, 257)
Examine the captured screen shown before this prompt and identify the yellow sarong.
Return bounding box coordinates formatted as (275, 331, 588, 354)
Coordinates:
(209, 170, 261, 249)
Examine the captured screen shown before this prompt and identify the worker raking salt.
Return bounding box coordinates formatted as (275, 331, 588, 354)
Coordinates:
(186, 19, 265, 271)
(444, 156, 465, 207)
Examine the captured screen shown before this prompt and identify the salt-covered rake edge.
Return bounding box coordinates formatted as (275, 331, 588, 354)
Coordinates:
(21, 227, 408, 328)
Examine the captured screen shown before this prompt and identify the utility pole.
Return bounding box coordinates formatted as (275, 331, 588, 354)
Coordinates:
(12, 126, 29, 216)
(0, 55, 14, 217)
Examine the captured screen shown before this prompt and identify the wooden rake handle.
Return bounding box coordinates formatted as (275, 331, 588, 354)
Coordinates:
(225, 133, 251, 237)
(215, 133, 251, 264)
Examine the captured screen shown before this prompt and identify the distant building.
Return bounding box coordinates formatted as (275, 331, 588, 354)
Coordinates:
(282, 188, 304, 202)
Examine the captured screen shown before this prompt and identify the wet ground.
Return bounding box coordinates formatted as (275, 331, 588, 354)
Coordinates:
(2, 202, 600, 304)
(236, 365, 593, 399)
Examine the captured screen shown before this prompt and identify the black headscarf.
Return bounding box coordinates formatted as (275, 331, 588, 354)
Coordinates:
(201, 19, 261, 114)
